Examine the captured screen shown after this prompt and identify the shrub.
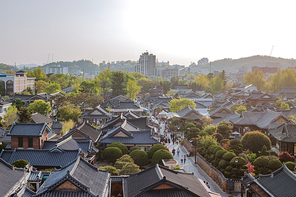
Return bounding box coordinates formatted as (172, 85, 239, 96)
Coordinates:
(236, 106, 247, 114)
(204, 125, 217, 135)
(213, 133, 223, 142)
(213, 146, 224, 155)
(230, 156, 247, 167)
(173, 166, 181, 169)
(216, 149, 227, 159)
(268, 159, 282, 171)
(129, 146, 141, 153)
(241, 131, 271, 153)
(114, 154, 134, 169)
(228, 139, 243, 155)
(218, 159, 229, 169)
(260, 145, 269, 156)
(148, 144, 166, 159)
(209, 145, 219, 154)
(198, 135, 217, 148)
(119, 162, 141, 175)
(103, 147, 123, 162)
(99, 166, 119, 175)
(278, 151, 295, 163)
(199, 131, 208, 137)
(151, 149, 173, 165)
(222, 152, 236, 161)
(245, 163, 254, 173)
(246, 153, 257, 163)
(129, 150, 149, 166)
(109, 142, 128, 155)
(11, 159, 28, 168)
(254, 156, 269, 167)
(217, 121, 233, 138)
(285, 161, 296, 171)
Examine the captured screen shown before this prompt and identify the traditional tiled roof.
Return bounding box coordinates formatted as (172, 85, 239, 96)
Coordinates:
(247, 90, 278, 101)
(35, 157, 110, 197)
(12, 184, 36, 197)
(253, 163, 296, 196)
(31, 113, 53, 124)
(209, 107, 233, 118)
(0, 158, 26, 197)
(230, 109, 289, 129)
(0, 149, 80, 168)
(124, 164, 210, 197)
(211, 112, 240, 125)
(81, 105, 111, 119)
(61, 86, 73, 93)
(282, 107, 296, 117)
(0, 126, 10, 142)
(194, 101, 207, 109)
(101, 95, 132, 108)
(42, 136, 97, 154)
(99, 120, 158, 145)
(61, 122, 101, 143)
(268, 121, 296, 142)
(124, 110, 140, 119)
(7, 123, 51, 137)
(51, 121, 63, 135)
(172, 85, 191, 90)
(177, 106, 202, 120)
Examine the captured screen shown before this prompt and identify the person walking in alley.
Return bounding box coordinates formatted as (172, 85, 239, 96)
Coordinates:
(177, 148, 180, 157)
(184, 155, 186, 164)
(172, 148, 176, 156)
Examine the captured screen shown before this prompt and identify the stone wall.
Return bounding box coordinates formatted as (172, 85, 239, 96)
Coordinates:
(195, 153, 241, 192)
(183, 138, 197, 153)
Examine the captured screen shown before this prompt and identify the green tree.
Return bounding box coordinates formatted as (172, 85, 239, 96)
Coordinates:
(0, 82, 5, 95)
(13, 98, 25, 110)
(98, 166, 119, 175)
(228, 139, 243, 155)
(281, 103, 289, 110)
(17, 107, 32, 123)
(22, 87, 34, 95)
(168, 98, 196, 112)
(44, 82, 61, 94)
(151, 149, 173, 165)
(109, 142, 128, 155)
(236, 105, 247, 114)
(110, 71, 126, 96)
(119, 162, 141, 175)
(217, 121, 233, 138)
(148, 144, 166, 159)
(3, 106, 18, 130)
(35, 80, 49, 93)
(78, 81, 95, 94)
(27, 67, 47, 81)
(241, 131, 271, 153)
(60, 120, 75, 135)
(103, 147, 123, 162)
(114, 154, 134, 169)
(94, 69, 111, 99)
(11, 159, 28, 168)
(129, 149, 149, 167)
(211, 74, 224, 93)
(28, 100, 52, 116)
(126, 79, 141, 100)
(204, 125, 217, 135)
(59, 104, 81, 122)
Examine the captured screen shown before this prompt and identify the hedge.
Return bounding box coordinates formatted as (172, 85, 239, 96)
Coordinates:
(148, 144, 166, 159)
(151, 149, 173, 165)
(109, 142, 128, 155)
(129, 150, 149, 166)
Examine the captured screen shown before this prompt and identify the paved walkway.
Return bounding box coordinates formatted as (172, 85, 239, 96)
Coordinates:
(160, 121, 229, 197)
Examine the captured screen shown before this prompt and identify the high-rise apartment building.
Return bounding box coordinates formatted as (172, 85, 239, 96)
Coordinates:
(135, 52, 156, 76)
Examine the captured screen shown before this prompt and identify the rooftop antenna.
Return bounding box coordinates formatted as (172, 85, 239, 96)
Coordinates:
(269, 45, 274, 62)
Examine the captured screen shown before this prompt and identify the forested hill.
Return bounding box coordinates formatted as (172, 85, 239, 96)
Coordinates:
(42, 60, 100, 74)
(0, 63, 14, 71)
(201, 55, 296, 72)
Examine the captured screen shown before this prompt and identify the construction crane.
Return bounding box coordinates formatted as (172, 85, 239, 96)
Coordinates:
(269, 45, 274, 62)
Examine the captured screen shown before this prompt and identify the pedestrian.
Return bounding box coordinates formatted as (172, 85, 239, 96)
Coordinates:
(176, 139, 179, 145)
(206, 182, 210, 189)
(184, 155, 186, 164)
(181, 158, 183, 164)
(177, 148, 180, 157)
(172, 148, 176, 156)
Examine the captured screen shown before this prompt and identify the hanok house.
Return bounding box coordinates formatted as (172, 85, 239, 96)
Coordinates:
(123, 164, 211, 197)
(268, 121, 296, 156)
(99, 119, 159, 151)
(60, 121, 101, 143)
(246, 90, 278, 106)
(0, 157, 30, 197)
(279, 87, 296, 101)
(241, 163, 296, 197)
(177, 105, 203, 123)
(42, 136, 98, 164)
(13, 93, 49, 107)
(209, 106, 233, 120)
(230, 109, 289, 135)
(34, 157, 110, 197)
(7, 122, 52, 150)
(0, 148, 80, 170)
(80, 104, 112, 125)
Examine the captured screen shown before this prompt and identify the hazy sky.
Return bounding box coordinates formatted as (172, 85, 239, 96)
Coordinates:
(1, 0, 296, 66)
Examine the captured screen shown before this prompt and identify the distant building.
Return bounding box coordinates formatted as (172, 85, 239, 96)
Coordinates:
(161, 67, 179, 78)
(0, 70, 35, 95)
(135, 52, 156, 76)
(44, 65, 68, 74)
(252, 62, 280, 75)
(198, 57, 209, 65)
